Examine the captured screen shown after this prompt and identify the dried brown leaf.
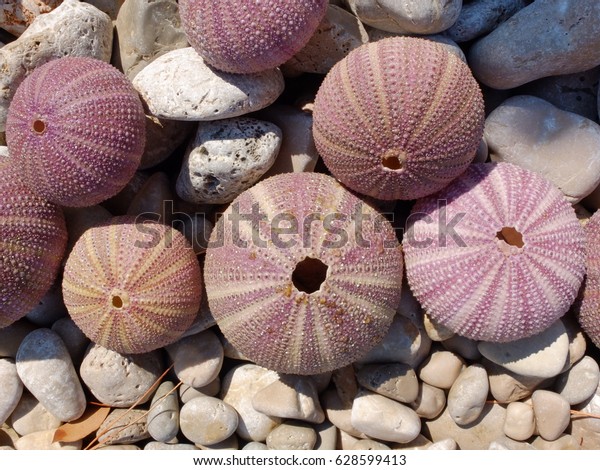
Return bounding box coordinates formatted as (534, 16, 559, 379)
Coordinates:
(53, 405, 111, 443)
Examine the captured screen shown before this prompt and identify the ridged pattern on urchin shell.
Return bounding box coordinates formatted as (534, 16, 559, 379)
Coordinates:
(62, 216, 202, 354)
(404, 162, 586, 343)
(179, 0, 328, 74)
(0, 157, 67, 328)
(204, 172, 404, 375)
(6, 57, 146, 207)
(313, 36, 485, 201)
(577, 211, 600, 348)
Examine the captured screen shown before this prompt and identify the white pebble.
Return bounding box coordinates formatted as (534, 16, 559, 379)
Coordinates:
(180, 396, 238, 446)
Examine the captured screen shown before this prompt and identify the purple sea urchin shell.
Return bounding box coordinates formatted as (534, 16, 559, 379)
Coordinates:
(6, 57, 146, 207)
(313, 37, 485, 201)
(204, 172, 404, 375)
(62, 216, 203, 354)
(0, 157, 67, 328)
(404, 162, 585, 343)
(179, 0, 328, 74)
(577, 211, 600, 348)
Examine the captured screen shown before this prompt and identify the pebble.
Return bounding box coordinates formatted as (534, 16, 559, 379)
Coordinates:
(0, 319, 36, 358)
(147, 381, 179, 443)
(145, 442, 196, 450)
(15, 329, 86, 422)
(80, 344, 163, 407)
(446, 0, 528, 43)
(51, 318, 90, 367)
(447, 364, 489, 425)
(345, 0, 461, 34)
(484, 359, 546, 403)
(0, 0, 114, 132)
(15, 430, 81, 450)
(410, 382, 446, 420)
(242, 441, 269, 450)
(8, 393, 62, 436)
(180, 396, 238, 446)
(175, 118, 281, 205)
(314, 420, 337, 450)
(139, 115, 195, 170)
(166, 330, 223, 389)
(351, 389, 421, 444)
(331, 365, 359, 408)
(423, 313, 454, 342)
(503, 401, 535, 441)
(25, 283, 67, 327)
(197, 434, 239, 450)
(97, 409, 150, 445)
(179, 379, 221, 403)
(531, 390, 571, 441)
(0, 359, 22, 425)
(418, 350, 465, 390)
(441, 334, 481, 361)
(355, 363, 419, 404)
(488, 436, 535, 450)
(485, 95, 600, 203)
(554, 356, 600, 405)
(351, 439, 390, 451)
(531, 434, 580, 450)
(86, 0, 125, 20)
(252, 375, 325, 423)
(0, 0, 62, 37)
(391, 434, 432, 450)
(468, 0, 600, 89)
(266, 421, 317, 450)
(427, 438, 458, 450)
(115, 0, 188, 79)
(478, 320, 569, 379)
(563, 315, 588, 369)
(132, 47, 284, 121)
(572, 383, 600, 448)
(220, 364, 282, 442)
(322, 388, 365, 438)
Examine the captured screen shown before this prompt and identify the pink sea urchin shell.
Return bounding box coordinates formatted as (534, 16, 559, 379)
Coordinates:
(178, 0, 328, 74)
(577, 211, 600, 348)
(313, 36, 485, 201)
(404, 162, 585, 342)
(204, 172, 404, 375)
(62, 216, 203, 354)
(6, 57, 146, 207)
(0, 156, 67, 328)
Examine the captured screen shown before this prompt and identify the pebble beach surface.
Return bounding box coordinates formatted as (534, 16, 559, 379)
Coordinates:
(2, 0, 600, 452)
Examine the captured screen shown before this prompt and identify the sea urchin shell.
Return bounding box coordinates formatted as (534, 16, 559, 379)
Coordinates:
(313, 36, 485, 201)
(577, 210, 600, 348)
(0, 155, 67, 328)
(178, 0, 328, 74)
(204, 172, 404, 375)
(404, 162, 585, 343)
(6, 57, 146, 207)
(62, 216, 203, 354)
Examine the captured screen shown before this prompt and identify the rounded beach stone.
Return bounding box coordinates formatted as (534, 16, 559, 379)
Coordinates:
(197, 433, 239, 450)
(139, 114, 195, 170)
(242, 442, 269, 450)
(351, 439, 390, 451)
(410, 382, 446, 420)
(427, 438, 458, 450)
(180, 396, 238, 446)
(531, 434, 580, 450)
(51, 318, 90, 367)
(485, 95, 600, 203)
(166, 330, 223, 389)
(179, 379, 221, 403)
(147, 381, 179, 443)
(314, 420, 337, 450)
(266, 421, 317, 450)
(9, 393, 62, 436)
(355, 363, 419, 404)
(484, 359, 545, 403)
(447, 364, 489, 426)
(351, 390, 421, 444)
(423, 313, 454, 342)
(15, 329, 86, 422)
(478, 320, 569, 379)
(176, 117, 281, 205)
(132, 47, 284, 121)
(554, 356, 600, 405)
(418, 350, 465, 389)
(97, 409, 149, 445)
(25, 285, 67, 328)
(531, 390, 571, 441)
(322, 389, 365, 438)
(80, 344, 163, 407)
(503, 401, 535, 441)
(0, 359, 22, 425)
(15, 430, 81, 450)
(468, 0, 600, 89)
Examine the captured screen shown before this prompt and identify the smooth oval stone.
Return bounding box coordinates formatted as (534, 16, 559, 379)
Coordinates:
(423, 313, 454, 342)
(322, 388, 365, 438)
(16, 329, 86, 422)
(531, 434, 580, 450)
(132, 47, 284, 121)
(484, 359, 546, 403)
(180, 396, 238, 446)
(9, 393, 62, 436)
(25, 284, 67, 327)
(15, 430, 81, 450)
(447, 364, 489, 425)
(427, 438, 458, 450)
(166, 330, 223, 389)
(351, 439, 390, 450)
(351, 390, 421, 444)
(478, 320, 569, 379)
(126, 171, 173, 220)
(197, 433, 239, 450)
(314, 420, 338, 450)
(0, 359, 22, 424)
(97, 409, 150, 445)
(355, 363, 419, 404)
(503, 401, 535, 441)
(410, 382, 446, 420)
(555, 356, 600, 405)
(266, 421, 317, 450)
(147, 381, 179, 443)
(242, 441, 269, 450)
(486, 95, 600, 203)
(179, 379, 221, 403)
(532, 390, 571, 441)
(419, 350, 465, 389)
(80, 344, 163, 407)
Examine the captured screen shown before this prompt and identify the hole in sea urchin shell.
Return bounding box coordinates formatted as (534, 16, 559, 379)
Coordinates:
(292, 257, 329, 294)
(381, 149, 406, 171)
(112, 295, 124, 309)
(32, 119, 46, 135)
(496, 226, 524, 249)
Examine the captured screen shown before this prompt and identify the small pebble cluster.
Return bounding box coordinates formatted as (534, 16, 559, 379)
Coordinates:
(1, 0, 600, 452)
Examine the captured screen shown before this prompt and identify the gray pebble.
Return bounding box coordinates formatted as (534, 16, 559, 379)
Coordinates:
(447, 364, 489, 426)
(196, 433, 239, 450)
(242, 442, 269, 450)
(97, 409, 150, 445)
(441, 334, 482, 361)
(25, 284, 67, 327)
(266, 421, 317, 450)
(51, 318, 89, 366)
(410, 382, 446, 420)
(555, 356, 600, 405)
(322, 388, 365, 438)
(0, 359, 22, 425)
(179, 379, 221, 403)
(9, 393, 61, 436)
(355, 363, 419, 404)
(147, 381, 179, 443)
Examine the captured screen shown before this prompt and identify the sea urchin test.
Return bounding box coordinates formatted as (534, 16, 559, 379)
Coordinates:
(6, 57, 146, 207)
(313, 36, 485, 201)
(204, 172, 404, 375)
(404, 162, 586, 343)
(577, 210, 600, 349)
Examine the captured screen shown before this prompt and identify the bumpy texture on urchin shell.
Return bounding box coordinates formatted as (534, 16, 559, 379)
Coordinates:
(62, 216, 203, 354)
(404, 162, 585, 343)
(6, 57, 146, 207)
(0, 157, 67, 328)
(313, 36, 485, 201)
(179, 0, 328, 74)
(204, 172, 404, 375)
(577, 211, 600, 348)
